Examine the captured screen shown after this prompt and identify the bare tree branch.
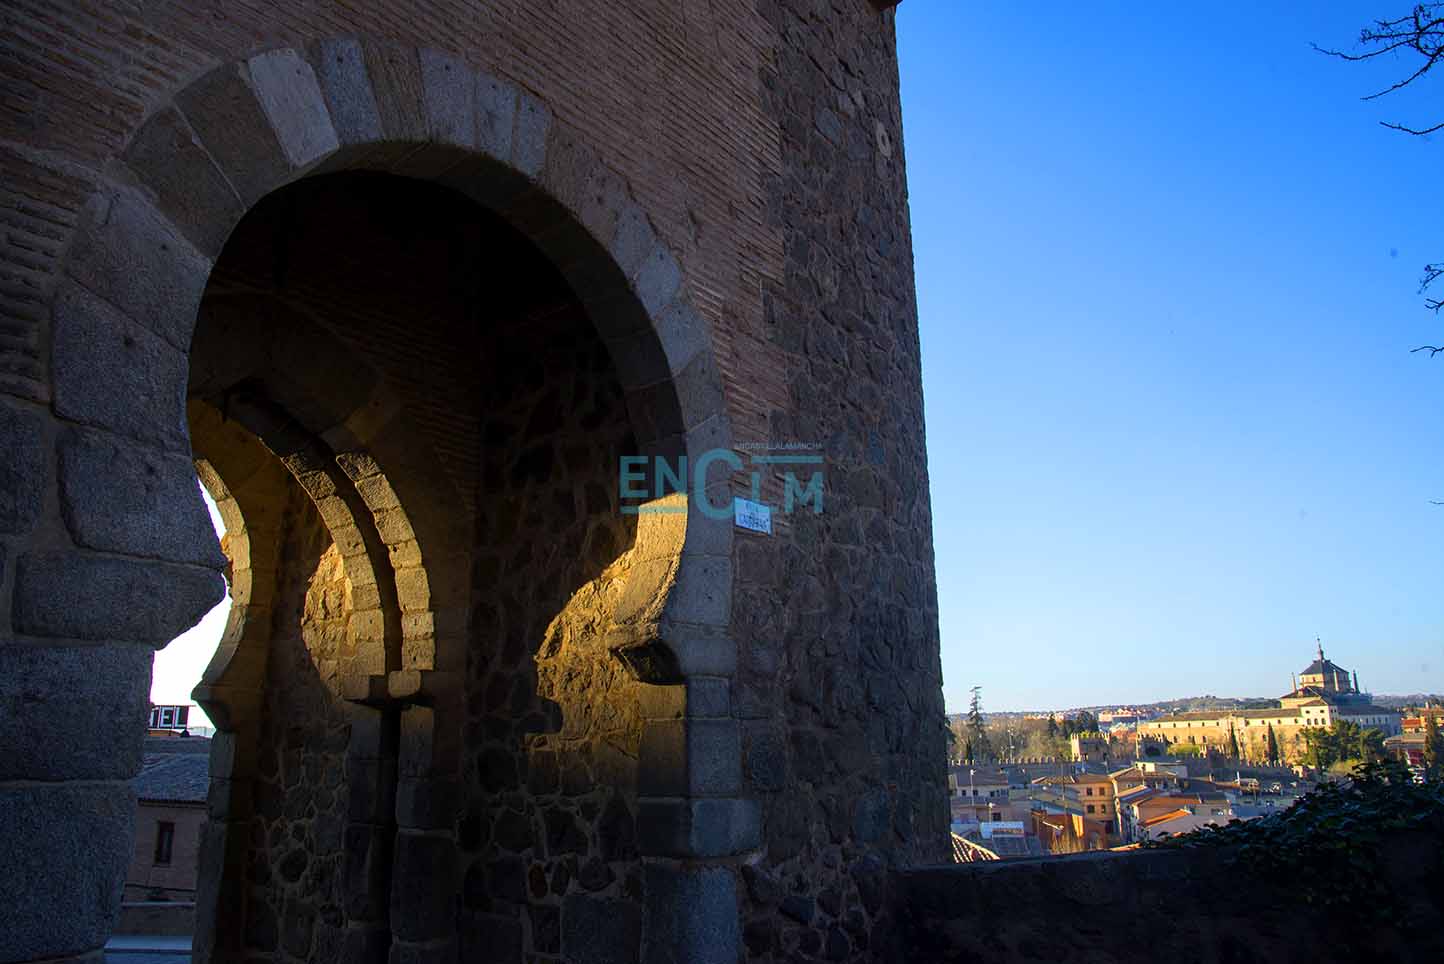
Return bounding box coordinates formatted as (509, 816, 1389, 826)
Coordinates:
(1423, 263, 1444, 312)
(1410, 345, 1444, 356)
(1382, 118, 1444, 134)
(1316, 4, 1444, 134)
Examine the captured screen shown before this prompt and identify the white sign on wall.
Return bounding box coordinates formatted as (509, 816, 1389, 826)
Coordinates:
(733, 497, 772, 534)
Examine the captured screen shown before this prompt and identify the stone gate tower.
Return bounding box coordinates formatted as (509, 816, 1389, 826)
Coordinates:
(0, 2, 947, 962)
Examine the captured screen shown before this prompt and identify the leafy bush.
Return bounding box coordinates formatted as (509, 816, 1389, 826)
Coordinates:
(1160, 760, 1444, 920)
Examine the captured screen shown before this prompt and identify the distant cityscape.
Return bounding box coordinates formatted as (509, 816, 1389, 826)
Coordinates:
(945, 645, 1444, 859)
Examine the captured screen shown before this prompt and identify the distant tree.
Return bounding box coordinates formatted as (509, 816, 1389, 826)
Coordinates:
(1358, 727, 1387, 764)
(966, 687, 993, 763)
(1227, 724, 1241, 761)
(1265, 724, 1280, 767)
(941, 718, 964, 761)
(1075, 710, 1099, 734)
(1424, 714, 1443, 778)
(1301, 727, 1337, 770)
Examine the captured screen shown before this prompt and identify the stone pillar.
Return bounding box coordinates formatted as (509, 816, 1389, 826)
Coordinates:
(628, 678, 753, 964)
(2, 395, 227, 963)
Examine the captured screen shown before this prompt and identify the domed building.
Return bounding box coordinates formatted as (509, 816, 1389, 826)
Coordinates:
(1137, 643, 1401, 763)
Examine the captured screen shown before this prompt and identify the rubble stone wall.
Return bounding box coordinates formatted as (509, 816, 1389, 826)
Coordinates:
(732, 3, 949, 960)
(888, 838, 1444, 964)
(245, 488, 356, 962)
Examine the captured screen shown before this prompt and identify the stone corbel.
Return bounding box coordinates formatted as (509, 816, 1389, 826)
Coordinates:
(608, 623, 683, 684)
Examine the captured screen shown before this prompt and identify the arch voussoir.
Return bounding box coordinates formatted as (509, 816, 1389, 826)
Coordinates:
(171, 50, 339, 207)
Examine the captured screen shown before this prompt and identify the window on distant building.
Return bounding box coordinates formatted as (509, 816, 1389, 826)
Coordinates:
(1086, 787, 1093, 796)
(154, 821, 175, 866)
(1086, 804, 1095, 813)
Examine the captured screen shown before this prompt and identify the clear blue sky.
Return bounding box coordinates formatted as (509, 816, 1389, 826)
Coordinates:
(897, 3, 1444, 712)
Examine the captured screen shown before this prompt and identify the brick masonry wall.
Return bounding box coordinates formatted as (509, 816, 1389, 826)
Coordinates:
(0, 0, 785, 416)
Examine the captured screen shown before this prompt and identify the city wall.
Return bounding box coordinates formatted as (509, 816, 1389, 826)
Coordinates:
(887, 831, 1444, 964)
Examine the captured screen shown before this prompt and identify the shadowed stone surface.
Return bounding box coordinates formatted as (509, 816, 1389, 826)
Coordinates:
(642, 865, 740, 964)
(0, 400, 44, 534)
(51, 284, 190, 453)
(0, 644, 152, 781)
(12, 552, 224, 644)
(889, 841, 1444, 964)
(59, 427, 227, 568)
(0, 784, 135, 962)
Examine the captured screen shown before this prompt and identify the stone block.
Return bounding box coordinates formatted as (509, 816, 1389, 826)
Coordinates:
(654, 300, 709, 377)
(51, 283, 189, 452)
(636, 798, 759, 858)
(511, 93, 551, 178)
(476, 73, 517, 161)
(637, 718, 686, 797)
(537, 129, 598, 225)
(661, 632, 738, 679)
(64, 191, 210, 351)
(609, 203, 655, 280)
(419, 49, 476, 148)
(634, 243, 682, 318)
(246, 48, 340, 170)
(122, 107, 244, 256)
(562, 895, 642, 964)
(13, 550, 224, 645)
(310, 38, 384, 146)
(176, 62, 291, 204)
(59, 427, 226, 568)
(361, 42, 428, 142)
(642, 864, 739, 964)
(390, 832, 457, 942)
(663, 554, 731, 629)
(673, 351, 726, 434)
(0, 643, 150, 781)
(686, 718, 742, 797)
(571, 157, 628, 250)
(678, 506, 730, 558)
(0, 400, 44, 535)
(0, 782, 134, 963)
(604, 329, 670, 392)
(686, 677, 730, 719)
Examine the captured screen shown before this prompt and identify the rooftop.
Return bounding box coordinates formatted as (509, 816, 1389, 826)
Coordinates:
(132, 749, 210, 805)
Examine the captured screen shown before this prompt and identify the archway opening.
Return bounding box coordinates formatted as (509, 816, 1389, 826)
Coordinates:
(183, 170, 668, 963)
